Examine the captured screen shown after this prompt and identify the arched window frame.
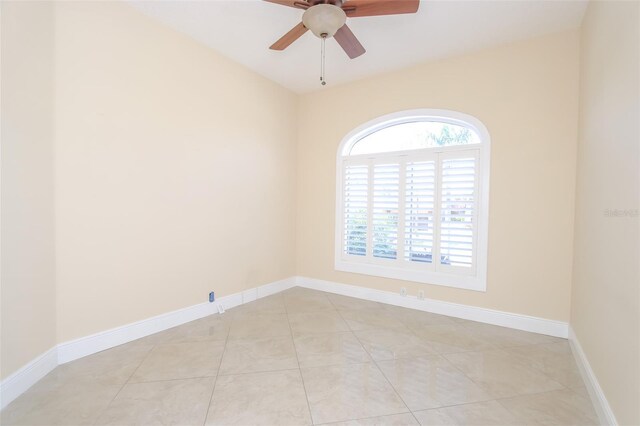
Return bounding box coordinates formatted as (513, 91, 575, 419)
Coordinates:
(335, 109, 491, 292)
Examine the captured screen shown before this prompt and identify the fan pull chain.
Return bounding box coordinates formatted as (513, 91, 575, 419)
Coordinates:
(320, 33, 327, 86)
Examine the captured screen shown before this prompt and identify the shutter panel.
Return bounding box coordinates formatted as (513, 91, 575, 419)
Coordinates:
(372, 163, 400, 259)
(439, 156, 476, 268)
(343, 164, 368, 256)
(404, 160, 436, 263)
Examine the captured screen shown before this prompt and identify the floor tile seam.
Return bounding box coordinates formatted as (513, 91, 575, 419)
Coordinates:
(291, 329, 355, 337)
(431, 351, 509, 399)
(226, 333, 292, 341)
(90, 343, 157, 425)
(479, 383, 591, 420)
(494, 339, 567, 349)
(408, 397, 507, 414)
(227, 312, 289, 322)
(292, 330, 357, 340)
(287, 308, 344, 316)
(150, 336, 229, 347)
(297, 358, 375, 370)
(110, 376, 218, 386)
(502, 390, 600, 424)
(371, 346, 500, 407)
(202, 316, 232, 426)
(431, 342, 509, 358)
(378, 324, 503, 357)
(330, 303, 415, 419)
(491, 385, 584, 402)
(153, 335, 232, 346)
(366, 352, 447, 364)
(488, 387, 593, 424)
(217, 366, 302, 378)
(379, 304, 464, 329)
(224, 334, 298, 346)
(323, 297, 372, 363)
(440, 348, 569, 392)
(507, 355, 581, 388)
(283, 296, 315, 426)
(383, 317, 482, 352)
(408, 394, 598, 425)
(385, 317, 450, 350)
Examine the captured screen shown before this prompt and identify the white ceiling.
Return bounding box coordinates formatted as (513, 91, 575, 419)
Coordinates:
(129, 0, 588, 93)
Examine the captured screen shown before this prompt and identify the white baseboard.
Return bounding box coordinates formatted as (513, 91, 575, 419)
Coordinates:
(568, 326, 617, 426)
(0, 347, 58, 410)
(0, 277, 296, 411)
(295, 276, 569, 338)
(57, 300, 219, 364)
(58, 277, 296, 364)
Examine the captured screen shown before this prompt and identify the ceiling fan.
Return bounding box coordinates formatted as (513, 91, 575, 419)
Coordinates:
(266, 0, 420, 59)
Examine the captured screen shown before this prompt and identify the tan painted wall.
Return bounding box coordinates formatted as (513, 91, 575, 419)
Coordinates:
(0, 1, 57, 380)
(571, 1, 640, 424)
(297, 31, 580, 322)
(53, 2, 298, 342)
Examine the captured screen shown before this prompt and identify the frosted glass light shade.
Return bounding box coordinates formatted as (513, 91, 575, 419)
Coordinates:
(302, 4, 347, 38)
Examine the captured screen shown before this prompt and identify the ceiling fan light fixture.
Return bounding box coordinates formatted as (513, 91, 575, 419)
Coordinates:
(302, 4, 347, 38)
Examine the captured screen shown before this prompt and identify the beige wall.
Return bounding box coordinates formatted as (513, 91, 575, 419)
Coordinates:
(0, 1, 57, 380)
(53, 2, 298, 342)
(297, 31, 580, 322)
(571, 1, 640, 424)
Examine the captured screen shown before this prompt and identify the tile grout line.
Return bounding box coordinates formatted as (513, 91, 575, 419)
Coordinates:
(437, 345, 570, 403)
(328, 296, 420, 425)
(378, 305, 521, 404)
(201, 311, 233, 426)
(284, 290, 323, 425)
(329, 294, 553, 422)
(90, 343, 157, 425)
(329, 289, 591, 418)
(335, 298, 579, 422)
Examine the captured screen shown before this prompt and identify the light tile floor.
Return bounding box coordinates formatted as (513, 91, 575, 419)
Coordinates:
(1, 287, 599, 425)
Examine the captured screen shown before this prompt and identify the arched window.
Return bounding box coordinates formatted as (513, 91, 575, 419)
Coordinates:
(335, 109, 490, 291)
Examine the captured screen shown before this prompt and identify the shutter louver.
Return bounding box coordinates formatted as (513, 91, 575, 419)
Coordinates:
(372, 163, 400, 259)
(439, 157, 476, 268)
(343, 164, 368, 256)
(405, 160, 436, 263)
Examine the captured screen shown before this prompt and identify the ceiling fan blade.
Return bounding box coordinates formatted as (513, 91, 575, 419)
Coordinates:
(264, 0, 310, 9)
(270, 22, 309, 50)
(334, 24, 366, 59)
(342, 0, 419, 17)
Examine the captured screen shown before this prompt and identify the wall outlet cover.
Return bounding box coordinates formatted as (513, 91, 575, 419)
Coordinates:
(418, 290, 425, 300)
(400, 287, 407, 296)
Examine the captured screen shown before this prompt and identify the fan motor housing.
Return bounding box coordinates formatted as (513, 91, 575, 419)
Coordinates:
(309, 0, 344, 6)
(302, 3, 347, 38)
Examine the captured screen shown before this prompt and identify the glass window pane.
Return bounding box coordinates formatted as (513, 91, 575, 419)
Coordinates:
(349, 121, 480, 155)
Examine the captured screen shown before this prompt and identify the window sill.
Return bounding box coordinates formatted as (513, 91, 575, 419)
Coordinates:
(335, 259, 487, 292)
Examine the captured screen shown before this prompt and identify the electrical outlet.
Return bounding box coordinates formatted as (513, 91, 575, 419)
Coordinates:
(400, 287, 407, 297)
(209, 291, 215, 303)
(418, 290, 425, 300)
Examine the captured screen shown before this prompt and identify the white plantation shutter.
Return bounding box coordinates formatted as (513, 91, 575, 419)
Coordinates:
(336, 111, 488, 291)
(341, 152, 479, 271)
(343, 164, 368, 256)
(404, 160, 436, 264)
(372, 163, 400, 259)
(439, 155, 477, 269)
